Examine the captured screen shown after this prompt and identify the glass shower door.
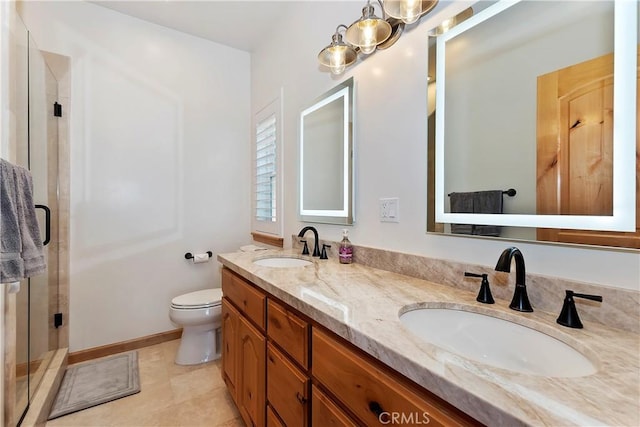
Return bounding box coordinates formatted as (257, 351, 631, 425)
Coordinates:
(26, 32, 59, 404)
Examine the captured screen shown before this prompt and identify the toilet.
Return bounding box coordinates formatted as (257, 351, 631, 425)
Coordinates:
(169, 288, 223, 365)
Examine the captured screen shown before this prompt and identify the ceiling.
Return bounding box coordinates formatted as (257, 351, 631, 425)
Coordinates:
(92, 1, 291, 52)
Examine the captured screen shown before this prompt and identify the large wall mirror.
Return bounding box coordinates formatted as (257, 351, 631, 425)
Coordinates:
(299, 77, 354, 225)
(428, 0, 639, 249)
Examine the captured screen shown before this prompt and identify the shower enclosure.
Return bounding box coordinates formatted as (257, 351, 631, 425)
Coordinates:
(6, 13, 66, 427)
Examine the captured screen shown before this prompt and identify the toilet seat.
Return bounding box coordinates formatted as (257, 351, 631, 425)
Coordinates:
(171, 289, 222, 310)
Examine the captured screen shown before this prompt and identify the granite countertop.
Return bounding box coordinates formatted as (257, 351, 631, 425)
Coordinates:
(218, 249, 640, 426)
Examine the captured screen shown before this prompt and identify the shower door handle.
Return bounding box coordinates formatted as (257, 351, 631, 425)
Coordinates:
(35, 204, 51, 246)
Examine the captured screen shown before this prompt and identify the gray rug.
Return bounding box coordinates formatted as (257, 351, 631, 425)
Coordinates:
(48, 351, 140, 420)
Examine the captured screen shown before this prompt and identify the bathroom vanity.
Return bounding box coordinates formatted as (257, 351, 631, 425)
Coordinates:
(221, 267, 476, 426)
(218, 249, 640, 426)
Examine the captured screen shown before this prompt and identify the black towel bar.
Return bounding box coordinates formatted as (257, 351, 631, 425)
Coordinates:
(448, 188, 516, 197)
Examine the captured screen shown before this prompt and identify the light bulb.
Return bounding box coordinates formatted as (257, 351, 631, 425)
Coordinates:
(329, 46, 347, 75)
(400, 0, 421, 24)
(358, 19, 378, 54)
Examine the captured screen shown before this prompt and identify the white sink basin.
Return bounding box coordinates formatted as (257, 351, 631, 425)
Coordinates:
(253, 257, 312, 268)
(400, 308, 597, 377)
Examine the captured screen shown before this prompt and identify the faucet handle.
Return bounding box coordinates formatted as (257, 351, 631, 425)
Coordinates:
(300, 240, 309, 255)
(556, 290, 603, 329)
(320, 244, 331, 260)
(465, 272, 495, 304)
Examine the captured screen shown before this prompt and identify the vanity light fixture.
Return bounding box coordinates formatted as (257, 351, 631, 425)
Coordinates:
(345, 0, 392, 54)
(318, 0, 438, 75)
(318, 25, 358, 75)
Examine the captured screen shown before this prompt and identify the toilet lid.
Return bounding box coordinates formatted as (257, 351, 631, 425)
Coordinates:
(171, 288, 222, 309)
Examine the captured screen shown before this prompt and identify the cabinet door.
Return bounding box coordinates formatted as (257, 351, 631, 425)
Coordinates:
(238, 315, 266, 427)
(221, 299, 239, 401)
(311, 385, 358, 427)
(266, 344, 309, 427)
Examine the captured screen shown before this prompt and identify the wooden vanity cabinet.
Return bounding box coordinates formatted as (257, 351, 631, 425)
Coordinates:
(221, 268, 479, 427)
(221, 269, 266, 427)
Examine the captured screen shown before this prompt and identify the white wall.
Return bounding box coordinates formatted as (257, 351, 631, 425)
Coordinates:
(19, 1, 251, 351)
(252, 1, 640, 291)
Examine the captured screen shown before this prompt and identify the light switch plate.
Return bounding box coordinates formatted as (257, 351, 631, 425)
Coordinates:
(379, 198, 399, 222)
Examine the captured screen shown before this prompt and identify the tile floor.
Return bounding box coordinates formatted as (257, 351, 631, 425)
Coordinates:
(46, 340, 243, 427)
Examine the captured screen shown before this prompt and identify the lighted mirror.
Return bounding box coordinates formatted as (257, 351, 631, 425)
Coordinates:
(432, 0, 637, 239)
(299, 78, 354, 225)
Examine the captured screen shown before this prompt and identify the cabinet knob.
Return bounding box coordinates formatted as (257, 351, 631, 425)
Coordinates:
(296, 392, 307, 405)
(369, 401, 384, 417)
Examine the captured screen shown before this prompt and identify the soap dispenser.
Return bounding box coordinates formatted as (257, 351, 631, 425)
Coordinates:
(339, 229, 353, 264)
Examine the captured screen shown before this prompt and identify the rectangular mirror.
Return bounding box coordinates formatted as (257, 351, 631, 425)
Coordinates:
(433, 0, 637, 233)
(299, 77, 354, 225)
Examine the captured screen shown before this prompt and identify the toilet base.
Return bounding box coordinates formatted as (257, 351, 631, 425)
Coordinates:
(175, 323, 221, 365)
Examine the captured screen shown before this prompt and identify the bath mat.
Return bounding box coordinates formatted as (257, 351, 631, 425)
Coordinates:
(48, 351, 140, 420)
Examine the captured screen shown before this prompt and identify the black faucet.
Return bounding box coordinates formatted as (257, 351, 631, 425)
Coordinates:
(297, 226, 320, 257)
(495, 247, 533, 312)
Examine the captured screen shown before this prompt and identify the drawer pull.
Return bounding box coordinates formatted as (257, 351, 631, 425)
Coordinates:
(369, 401, 384, 417)
(296, 392, 307, 405)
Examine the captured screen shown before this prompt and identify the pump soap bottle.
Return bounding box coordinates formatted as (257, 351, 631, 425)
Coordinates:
(339, 229, 353, 264)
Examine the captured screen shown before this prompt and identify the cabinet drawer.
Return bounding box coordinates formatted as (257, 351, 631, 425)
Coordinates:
(222, 268, 266, 330)
(267, 343, 309, 427)
(267, 405, 285, 427)
(312, 329, 474, 427)
(311, 385, 358, 427)
(267, 299, 309, 368)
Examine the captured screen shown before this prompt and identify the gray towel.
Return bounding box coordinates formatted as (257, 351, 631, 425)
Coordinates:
(1, 159, 46, 282)
(449, 192, 474, 235)
(1, 159, 24, 281)
(449, 190, 504, 236)
(473, 190, 503, 237)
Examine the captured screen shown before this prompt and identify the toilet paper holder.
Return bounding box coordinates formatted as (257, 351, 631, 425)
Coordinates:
(184, 251, 213, 260)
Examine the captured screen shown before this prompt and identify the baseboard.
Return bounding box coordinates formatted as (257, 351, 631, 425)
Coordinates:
(68, 329, 182, 365)
(15, 358, 43, 379)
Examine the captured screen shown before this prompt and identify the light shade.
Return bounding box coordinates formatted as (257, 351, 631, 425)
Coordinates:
(318, 32, 358, 75)
(345, 3, 392, 55)
(383, 0, 438, 24)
